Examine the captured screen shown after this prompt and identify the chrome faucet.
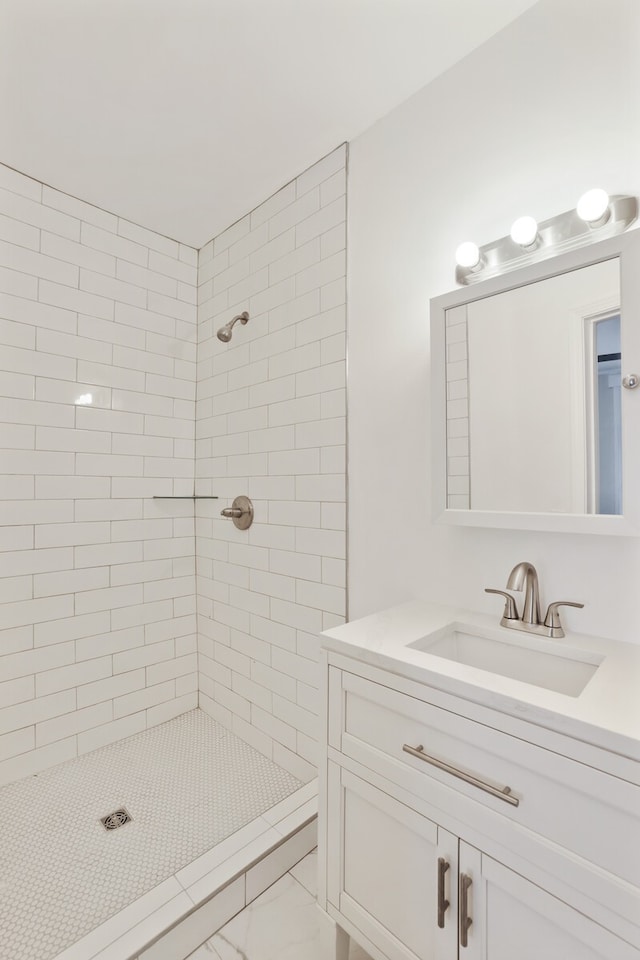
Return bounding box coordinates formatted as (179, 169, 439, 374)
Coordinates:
(486, 561, 584, 638)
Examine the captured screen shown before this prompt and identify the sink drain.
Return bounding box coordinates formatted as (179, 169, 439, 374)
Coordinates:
(100, 807, 132, 831)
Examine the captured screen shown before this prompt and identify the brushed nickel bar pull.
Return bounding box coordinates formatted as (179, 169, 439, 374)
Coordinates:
(437, 857, 450, 928)
(402, 744, 519, 807)
(459, 873, 472, 948)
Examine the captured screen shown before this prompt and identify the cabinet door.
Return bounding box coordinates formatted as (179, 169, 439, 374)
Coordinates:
(458, 843, 639, 960)
(329, 764, 457, 960)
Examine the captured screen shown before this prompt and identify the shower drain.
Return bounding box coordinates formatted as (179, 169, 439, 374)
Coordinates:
(100, 807, 133, 831)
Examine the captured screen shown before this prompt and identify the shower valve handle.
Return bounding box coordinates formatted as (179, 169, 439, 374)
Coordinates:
(219, 495, 254, 530)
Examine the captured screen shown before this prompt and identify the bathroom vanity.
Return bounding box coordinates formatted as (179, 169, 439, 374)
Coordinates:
(317, 601, 640, 959)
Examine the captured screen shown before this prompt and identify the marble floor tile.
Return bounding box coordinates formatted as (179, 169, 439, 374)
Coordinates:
(188, 867, 373, 960)
(289, 849, 318, 897)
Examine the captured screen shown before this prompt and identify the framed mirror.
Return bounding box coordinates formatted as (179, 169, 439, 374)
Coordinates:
(430, 230, 640, 534)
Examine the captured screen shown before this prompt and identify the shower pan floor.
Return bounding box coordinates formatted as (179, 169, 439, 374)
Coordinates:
(0, 709, 304, 960)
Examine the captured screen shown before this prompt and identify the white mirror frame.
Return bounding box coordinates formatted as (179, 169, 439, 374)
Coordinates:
(431, 230, 640, 535)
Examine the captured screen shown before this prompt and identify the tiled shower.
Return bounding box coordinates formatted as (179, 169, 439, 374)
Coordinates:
(0, 144, 347, 957)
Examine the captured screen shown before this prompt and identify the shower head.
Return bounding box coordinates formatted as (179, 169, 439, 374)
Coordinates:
(216, 311, 250, 342)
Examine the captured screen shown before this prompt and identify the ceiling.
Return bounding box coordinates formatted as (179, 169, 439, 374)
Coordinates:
(0, 0, 538, 248)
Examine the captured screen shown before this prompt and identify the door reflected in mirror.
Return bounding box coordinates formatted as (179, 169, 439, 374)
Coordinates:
(445, 258, 621, 515)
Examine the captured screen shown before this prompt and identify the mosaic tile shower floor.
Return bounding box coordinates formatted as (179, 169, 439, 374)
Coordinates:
(0, 709, 301, 960)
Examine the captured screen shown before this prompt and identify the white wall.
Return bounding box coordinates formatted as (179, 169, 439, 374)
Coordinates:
(0, 164, 198, 785)
(348, 0, 640, 643)
(195, 147, 347, 782)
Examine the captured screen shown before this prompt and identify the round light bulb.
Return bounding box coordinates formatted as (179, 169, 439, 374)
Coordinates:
(455, 241, 480, 268)
(576, 188, 610, 223)
(510, 215, 539, 248)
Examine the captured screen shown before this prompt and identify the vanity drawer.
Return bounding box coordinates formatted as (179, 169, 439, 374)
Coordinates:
(331, 669, 640, 888)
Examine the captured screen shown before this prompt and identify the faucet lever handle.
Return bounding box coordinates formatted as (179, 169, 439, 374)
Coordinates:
(485, 589, 519, 621)
(543, 600, 584, 634)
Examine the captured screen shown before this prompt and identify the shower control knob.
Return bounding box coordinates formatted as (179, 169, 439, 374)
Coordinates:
(622, 373, 639, 389)
(220, 495, 254, 530)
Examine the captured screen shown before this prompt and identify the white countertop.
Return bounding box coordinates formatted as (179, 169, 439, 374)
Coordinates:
(321, 600, 640, 763)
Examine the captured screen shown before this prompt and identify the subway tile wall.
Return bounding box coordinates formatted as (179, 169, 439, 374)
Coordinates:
(0, 164, 198, 786)
(195, 146, 347, 782)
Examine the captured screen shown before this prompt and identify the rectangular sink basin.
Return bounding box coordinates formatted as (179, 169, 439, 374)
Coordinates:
(408, 624, 602, 697)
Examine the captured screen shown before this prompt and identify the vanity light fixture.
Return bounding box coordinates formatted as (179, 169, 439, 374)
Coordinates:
(455, 190, 637, 285)
(455, 241, 481, 269)
(576, 188, 610, 226)
(509, 215, 539, 248)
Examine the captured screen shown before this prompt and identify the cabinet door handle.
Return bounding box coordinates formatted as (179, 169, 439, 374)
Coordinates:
(402, 743, 519, 807)
(459, 873, 472, 948)
(437, 857, 450, 928)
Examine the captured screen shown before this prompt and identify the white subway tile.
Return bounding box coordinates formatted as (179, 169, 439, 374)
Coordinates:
(0, 371, 34, 399)
(113, 679, 175, 719)
(35, 611, 110, 647)
(270, 549, 321, 582)
(0, 688, 75, 738)
(295, 360, 344, 398)
(0, 675, 34, 709)
(42, 185, 117, 231)
(80, 268, 147, 307)
(76, 626, 144, 662)
(36, 701, 113, 747)
(118, 218, 178, 257)
(147, 290, 196, 324)
(0, 396, 74, 428)
(0, 526, 34, 552)
(39, 279, 115, 321)
(116, 259, 177, 297)
(295, 196, 345, 247)
(41, 231, 116, 276)
(35, 521, 110, 548)
(0, 190, 80, 240)
(77, 669, 145, 708)
(320, 277, 345, 311)
(0, 239, 78, 286)
(0, 291, 77, 334)
(296, 473, 344, 502)
(77, 711, 146, 754)
(0, 423, 34, 449)
(81, 222, 148, 266)
(36, 656, 112, 696)
(0, 499, 72, 525)
(295, 416, 345, 448)
(268, 500, 320, 528)
(1, 595, 74, 632)
(268, 189, 320, 240)
(0, 737, 76, 787)
(0, 316, 35, 349)
(148, 249, 197, 284)
(1, 342, 76, 381)
(34, 566, 109, 599)
(0, 474, 34, 499)
(321, 501, 346, 531)
(0, 164, 42, 200)
(0, 211, 40, 250)
(320, 444, 346, 474)
(36, 425, 111, 453)
(114, 303, 175, 338)
(295, 526, 345, 558)
(268, 394, 321, 428)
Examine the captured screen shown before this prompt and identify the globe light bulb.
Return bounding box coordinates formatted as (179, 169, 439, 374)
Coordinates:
(455, 241, 480, 268)
(576, 188, 610, 224)
(510, 216, 539, 248)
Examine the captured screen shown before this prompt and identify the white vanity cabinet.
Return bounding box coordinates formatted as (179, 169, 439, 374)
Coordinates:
(318, 653, 640, 960)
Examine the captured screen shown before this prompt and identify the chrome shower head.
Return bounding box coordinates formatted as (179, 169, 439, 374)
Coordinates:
(216, 311, 250, 342)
